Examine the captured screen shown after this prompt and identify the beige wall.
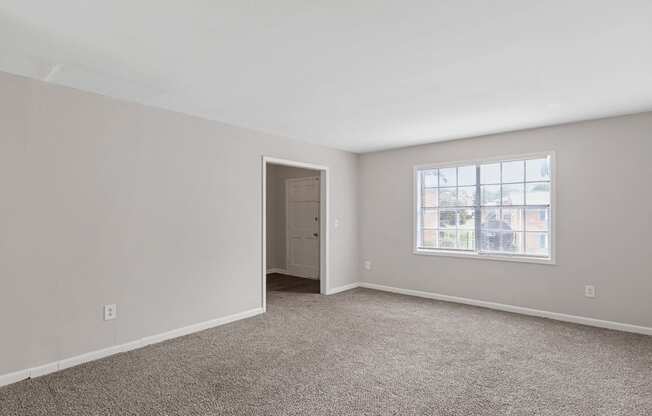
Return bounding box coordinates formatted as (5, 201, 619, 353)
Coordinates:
(359, 112, 652, 328)
(0, 71, 359, 375)
(2, 67, 651, 378)
(266, 164, 319, 270)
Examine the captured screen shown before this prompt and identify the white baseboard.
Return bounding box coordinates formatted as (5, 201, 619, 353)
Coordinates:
(326, 282, 360, 295)
(28, 362, 59, 378)
(0, 369, 30, 388)
(140, 308, 262, 346)
(359, 282, 652, 336)
(266, 268, 287, 274)
(58, 344, 128, 371)
(0, 307, 264, 388)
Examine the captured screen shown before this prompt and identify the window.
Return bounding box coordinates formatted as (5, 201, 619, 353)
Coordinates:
(415, 153, 553, 263)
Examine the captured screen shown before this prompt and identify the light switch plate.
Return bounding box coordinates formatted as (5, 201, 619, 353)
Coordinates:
(584, 285, 596, 298)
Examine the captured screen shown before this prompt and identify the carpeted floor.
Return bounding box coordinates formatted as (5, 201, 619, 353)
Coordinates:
(1, 278, 651, 415)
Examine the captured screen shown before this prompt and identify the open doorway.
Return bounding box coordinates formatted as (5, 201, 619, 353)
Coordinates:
(262, 157, 328, 310)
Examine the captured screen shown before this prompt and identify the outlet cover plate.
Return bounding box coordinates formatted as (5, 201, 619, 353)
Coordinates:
(104, 304, 117, 321)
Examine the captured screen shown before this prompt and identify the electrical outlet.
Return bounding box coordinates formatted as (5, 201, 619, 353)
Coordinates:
(584, 285, 596, 298)
(364, 260, 372, 271)
(104, 304, 117, 321)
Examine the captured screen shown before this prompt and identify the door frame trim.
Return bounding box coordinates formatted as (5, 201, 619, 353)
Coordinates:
(262, 156, 329, 311)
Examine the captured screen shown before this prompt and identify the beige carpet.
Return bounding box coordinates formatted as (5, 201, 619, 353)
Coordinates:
(1, 281, 651, 415)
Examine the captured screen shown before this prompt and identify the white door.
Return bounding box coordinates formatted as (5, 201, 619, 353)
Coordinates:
(286, 176, 320, 279)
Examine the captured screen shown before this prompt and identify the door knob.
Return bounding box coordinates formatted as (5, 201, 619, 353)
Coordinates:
(313, 233, 319, 237)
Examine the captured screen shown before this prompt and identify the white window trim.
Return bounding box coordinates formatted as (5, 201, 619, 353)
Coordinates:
(412, 151, 556, 265)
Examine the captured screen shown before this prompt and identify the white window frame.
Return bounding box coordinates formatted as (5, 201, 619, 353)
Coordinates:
(412, 151, 556, 265)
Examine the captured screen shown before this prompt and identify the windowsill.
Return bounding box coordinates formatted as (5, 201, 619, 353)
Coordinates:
(413, 248, 556, 265)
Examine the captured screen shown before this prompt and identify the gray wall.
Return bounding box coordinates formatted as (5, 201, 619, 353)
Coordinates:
(359, 112, 652, 328)
(2, 67, 651, 377)
(0, 71, 359, 375)
(266, 164, 318, 270)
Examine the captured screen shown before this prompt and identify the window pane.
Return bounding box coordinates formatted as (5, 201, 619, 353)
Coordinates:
(458, 165, 476, 186)
(526, 232, 549, 255)
(481, 163, 500, 184)
(439, 210, 456, 228)
(422, 229, 436, 248)
(423, 208, 438, 228)
(480, 230, 523, 253)
(439, 230, 456, 248)
(480, 229, 500, 251)
(439, 167, 457, 187)
(525, 208, 549, 231)
(423, 188, 437, 207)
(457, 186, 476, 206)
(458, 230, 475, 250)
(526, 158, 550, 182)
(526, 182, 550, 205)
(458, 208, 475, 230)
(501, 208, 523, 231)
(481, 185, 501, 206)
(502, 160, 524, 183)
(502, 183, 524, 205)
(422, 169, 438, 187)
(439, 188, 457, 207)
(481, 207, 500, 230)
(500, 231, 523, 253)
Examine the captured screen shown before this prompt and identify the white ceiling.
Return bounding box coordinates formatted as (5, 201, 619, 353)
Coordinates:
(1, 1, 651, 153)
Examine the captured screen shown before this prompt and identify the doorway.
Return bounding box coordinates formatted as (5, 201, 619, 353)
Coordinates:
(262, 157, 328, 311)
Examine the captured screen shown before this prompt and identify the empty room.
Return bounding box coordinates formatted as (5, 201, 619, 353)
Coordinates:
(1, 1, 651, 415)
